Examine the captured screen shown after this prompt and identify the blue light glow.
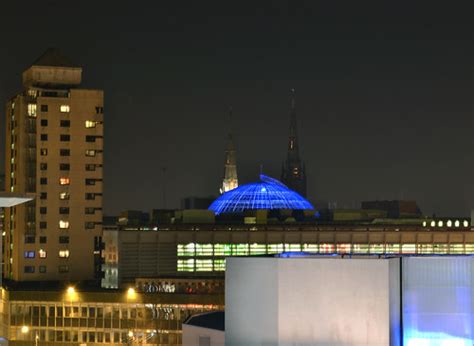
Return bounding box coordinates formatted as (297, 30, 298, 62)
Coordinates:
(208, 174, 314, 215)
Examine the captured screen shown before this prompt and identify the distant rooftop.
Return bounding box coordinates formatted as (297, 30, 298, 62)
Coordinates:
(183, 311, 225, 331)
(31, 48, 79, 68)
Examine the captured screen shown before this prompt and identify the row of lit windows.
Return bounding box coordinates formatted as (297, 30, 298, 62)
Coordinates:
(39, 206, 99, 214)
(24, 249, 69, 259)
(177, 259, 225, 272)
(39, 177, 100, 185)
(38, 119, 100, 128)
(40, 149, 102, 157)
(39, 221, 96, 229)
(177, 243, 474, 258)
(27, 104, 70, 117)
(39, 192, 102, 200)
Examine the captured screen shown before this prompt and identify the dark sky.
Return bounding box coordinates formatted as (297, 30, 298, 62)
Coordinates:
(0, 1, 473, 216)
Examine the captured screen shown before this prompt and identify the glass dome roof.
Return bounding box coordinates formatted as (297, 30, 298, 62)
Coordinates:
(208, 174, 314, 215)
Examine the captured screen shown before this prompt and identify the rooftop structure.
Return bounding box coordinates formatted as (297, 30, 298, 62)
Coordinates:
(209, 174, 314, 215)
(220, 107, 238, 194)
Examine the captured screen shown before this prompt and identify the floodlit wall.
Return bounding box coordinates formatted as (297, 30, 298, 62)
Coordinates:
(182, 325, 224, 346)
(402, 257, 474, 346)
(226, 257, 395, 346)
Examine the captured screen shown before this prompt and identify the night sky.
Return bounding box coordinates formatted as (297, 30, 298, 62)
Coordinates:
(0, 1, 472, 216)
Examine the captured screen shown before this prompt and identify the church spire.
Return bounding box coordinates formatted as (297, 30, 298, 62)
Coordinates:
(220, 107, 239, 194)
(281, 89, 307, 197)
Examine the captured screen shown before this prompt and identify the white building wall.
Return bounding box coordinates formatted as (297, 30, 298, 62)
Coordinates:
(226, 257, 396, 346)
(182, 325, 224, 346)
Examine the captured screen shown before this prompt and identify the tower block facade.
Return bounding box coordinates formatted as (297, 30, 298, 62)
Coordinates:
(281, 89, 307, 197)
(4, 49, 104, 281)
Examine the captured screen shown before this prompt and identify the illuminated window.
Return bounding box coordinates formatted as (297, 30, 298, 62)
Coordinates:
(60, 192, 70, 200)
(24, 251, 35, 258)
(39, 249, 47, 258)
(319, 243, 335, 254)
(267, 244, 284, 254)
(465, 244, 474, 254)
(454, 220, 460, 227)
(231, 244, 249, 256)
(337, 244, 351, 254)
(463, 220, 469, 227)
(196, 259, 213, 272)
(437, 220, 443, 227)
(417, 244, 433, 254)
(60, 177, 70, 185)
(401, 244, 416, 254)
(430, 221, 436, 227)
(85, 150, 96, 157)
(85, 120, 97, 128)
(40, 148, 48, 156)
(177, 259, 194, 272)
(59, 220, 69, 229)
(352, 244, 370, 254)
(433, 244, 448, 254)
(249, 244, 266, 255)
(177, 243, 195, 257)
(214, 244, 231, 256)
(369, 244, 384, 254)
(446, 220, 452, 227)
(60, 105, 70, 113)
(285, 244, 301, 252)
(214, 259, 226, 271)
(449, 244, 464, 254)
(302, 244, 319, 253)
(27, 104, 37, 117)
(59, 250, 70, 258)
(195, 244, 213, 256)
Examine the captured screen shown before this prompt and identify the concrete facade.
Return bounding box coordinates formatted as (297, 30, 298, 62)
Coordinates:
(226, 257, 397, 346)
(182, 325, 225, 346)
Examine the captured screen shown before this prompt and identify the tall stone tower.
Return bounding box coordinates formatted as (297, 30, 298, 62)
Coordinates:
(281, 89, 307, 196)
(4, 48, 104, 281)
(220, 107, 238, 194)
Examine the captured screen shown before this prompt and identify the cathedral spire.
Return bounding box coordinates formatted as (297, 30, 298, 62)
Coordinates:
(281, 89, 307, 197)
(220, 107, 239, 194)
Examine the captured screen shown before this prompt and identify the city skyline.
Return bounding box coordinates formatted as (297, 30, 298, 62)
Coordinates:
(0, 2, 472, 216)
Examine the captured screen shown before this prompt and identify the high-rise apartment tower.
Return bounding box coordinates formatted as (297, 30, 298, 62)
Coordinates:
(4, 49, 104, 281)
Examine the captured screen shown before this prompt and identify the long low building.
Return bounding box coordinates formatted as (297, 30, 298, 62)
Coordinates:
(1, 283, 224, 345)
(101, 221, 474, 288)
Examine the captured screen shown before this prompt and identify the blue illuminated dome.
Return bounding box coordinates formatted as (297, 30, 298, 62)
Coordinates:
(208, 174, 314, 215)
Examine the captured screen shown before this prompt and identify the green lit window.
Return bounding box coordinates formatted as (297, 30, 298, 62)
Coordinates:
(177, 243, 195, 257)
(196, 259, 213, 272)
(249, 244, 266, 255)
(267, 244, 284, 254)
(214, 244, 232, 256)
(302, 244, 318, 253)
(352, 244, 369, 254)
(417, 244, 433, 254)
(449, 244, 464, 254)
(196, 244, 213, 256)
(336, 244, 351, 254)
(401, 244, 416, 254)
(285, 244, 301, 252)
(319, 244, 335, 253)
(177, 259, 194, 272)
(231, 244, 249, 256)
(369, 244, 384, 254)
(213, 259, 226, 271)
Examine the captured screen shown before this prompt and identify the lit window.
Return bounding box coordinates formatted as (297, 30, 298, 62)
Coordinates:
(177, 259, 194, 272)
(59, 220, 69, 229)
(85, 150, 96, 157)
(60, 177, 70, 185)
(24, 251, 35, 258)
(60, 192, 70, 200)
(455, 220, 460, 227)
(430, 221, 436, 227)
(39, 249, 47, 258)
(196, 259, 213, 272)
(463, 220, 469, 227)
(438, 220, 443, 227)
(59, 250, 70, 258)
(85, 120, 97, 128)
(447, 220, 452, 227)
(60, 105, 70, 113)
(27, 104, 37, 117)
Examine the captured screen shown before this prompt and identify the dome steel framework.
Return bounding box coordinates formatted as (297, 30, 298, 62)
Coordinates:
(208, 174, 314, 215)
